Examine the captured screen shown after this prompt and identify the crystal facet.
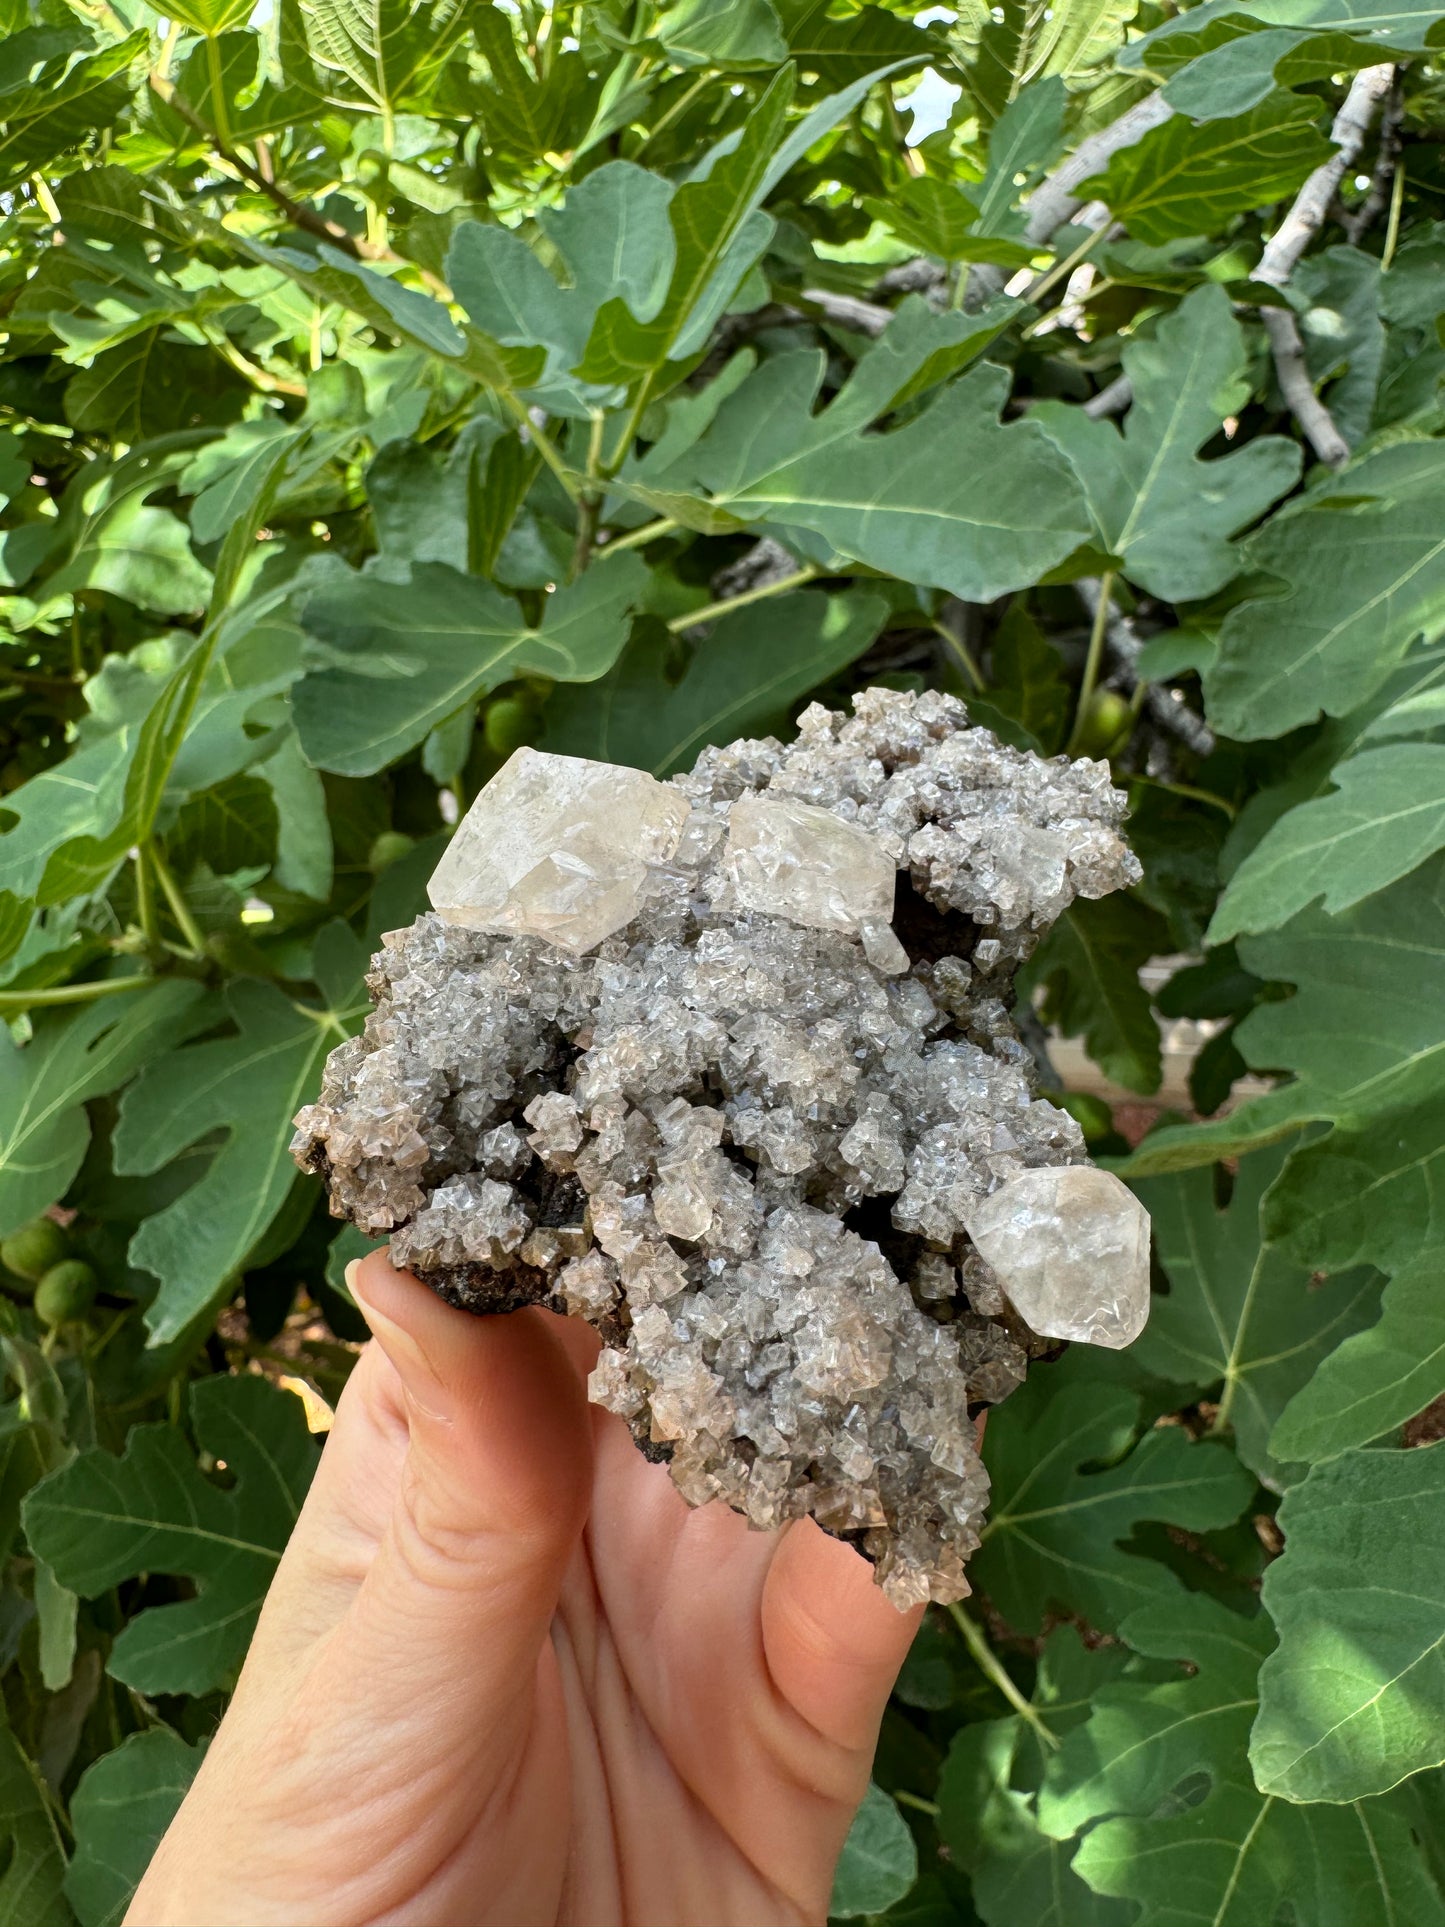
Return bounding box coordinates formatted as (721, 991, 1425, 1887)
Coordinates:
(427, 747, 689, 954)
(724, 792, 896, 933)
(964, 1166, 1150, 1349)
(295, 688, 1145, 1609)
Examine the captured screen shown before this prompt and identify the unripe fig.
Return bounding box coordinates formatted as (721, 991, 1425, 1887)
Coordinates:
(483, 697, 532, 758)
(368, 830, 415, 874)
(33, 1259, 98, 1326)
(1074, 688, 1133, 758)
(1, 1217, 69, 1282)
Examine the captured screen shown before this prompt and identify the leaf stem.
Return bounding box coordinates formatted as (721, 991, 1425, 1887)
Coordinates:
(599, 516, 679, 557)
(134, 846, 158, 949)
(667, 566, 822, 633)
(1065, 568, 1115, 756)
(147, 842, 207, 959)
(0, 975, 154, 1011)
(1382, 154, 1406, 271)
(946, 1603, 1058, 1749)
(929, 614, 983, 692)
(204, 33, 232, 150)
(893, 1789, 940, 1817)
(1021, 221, 1110, 321)
(605, 374, 655, 477)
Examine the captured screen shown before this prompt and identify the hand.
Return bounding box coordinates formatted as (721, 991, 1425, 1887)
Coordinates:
(128, 1250, 921, 1927)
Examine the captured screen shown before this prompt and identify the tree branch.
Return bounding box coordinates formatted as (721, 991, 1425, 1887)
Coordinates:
(151, 77, 376, 263)
(1252, 63, 1394, 467)
(1344, 72, 1405, 244)
(1257, 64, 1396, 286)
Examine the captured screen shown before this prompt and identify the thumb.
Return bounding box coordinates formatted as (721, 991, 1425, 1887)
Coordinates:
(342, 1250, 591, 1732)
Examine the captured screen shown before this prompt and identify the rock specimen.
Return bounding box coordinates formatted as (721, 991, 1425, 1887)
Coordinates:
(293, 688, 1150, 1607)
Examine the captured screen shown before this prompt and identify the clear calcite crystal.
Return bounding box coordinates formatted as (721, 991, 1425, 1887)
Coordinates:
(964, 1167, 1150, 1350)
(294, 688, 1146, 1608)
(427, 747, 689, 954)
(724, 792, 897, 933)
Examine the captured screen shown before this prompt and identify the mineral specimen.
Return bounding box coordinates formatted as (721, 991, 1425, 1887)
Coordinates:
(293, 688, 1150, 1607)
(964, 1167, 1150, 1349)
(426, 746, 689, 953)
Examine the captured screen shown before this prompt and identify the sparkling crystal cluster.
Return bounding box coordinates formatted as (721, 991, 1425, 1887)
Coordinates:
(294, 688, 1150, 1607)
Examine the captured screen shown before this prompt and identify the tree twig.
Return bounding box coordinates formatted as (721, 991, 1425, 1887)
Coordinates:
(150, 76, 377, 263)
(1344, 72, 1405, 244)
(1076, 579, 1216, 759)
(1251, 63, 1395, 466)
(1261, 306, 1351, 467)
(1083, 372, 1133, 420)
(1257, 64, 1396, 286)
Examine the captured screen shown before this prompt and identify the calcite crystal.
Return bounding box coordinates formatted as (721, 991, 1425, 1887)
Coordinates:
(964, 1167, 1150, 1349)
(293, 689, 1150, 1607)
(427, 747, 689, 953)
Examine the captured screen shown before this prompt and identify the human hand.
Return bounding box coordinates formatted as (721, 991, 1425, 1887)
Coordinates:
(127, 1250, 921, 1927)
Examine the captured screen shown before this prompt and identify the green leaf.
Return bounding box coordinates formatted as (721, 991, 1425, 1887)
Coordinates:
(1209, 745, 1445, 941)
(1033, 284, 1299, 600)
(831, 1783, 919, 1919)
(1127, 853, 1445, 1179)
(1205, 441, 1445, 740)
(1082, 94, 1333, 245)
(113, 923, 369, 1344)
(1271, 1251, 1445, 1461)
(1016, 895, 1167, 1095)
(38, 494, 211, 618)
(655, 0, 788, 69)
(1039, 1592, 1445, 1927)
(1130, 1144, 1380, 1485)
(0, 32, 146, 193)
(1253, 1443, 1445, 1801)
(22, 1373, 319, 1696)
(544, 588, 887, 774)
(937, 1629, 1135, 1927)
(578, 61, 916, 383)
(299, 0, 469, 111)
(447, 163, 675, 413)
(660, 308, 1088, 603)
(971, 1370, 1255, 1634)
(1265, 1093, 1445, 1275)
(294, 553, 650, 776)
(66, 1729, 204, 1927)
(0, 983, 205, 1239)
(65, 334, 245, 447)
(0, 1721, 72, 1927)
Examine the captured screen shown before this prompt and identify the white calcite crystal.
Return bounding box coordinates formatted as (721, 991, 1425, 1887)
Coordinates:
(724, 792, 896, 933)
(965, 1167, 1150, 1349)
(427, 746, 689, 954)
(294, 688, 1149, 1608)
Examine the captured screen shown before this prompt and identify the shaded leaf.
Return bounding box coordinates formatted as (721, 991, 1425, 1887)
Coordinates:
(1039, 1592, 1445, 1927)
(114, 923, 369, 1344)
(1017, 895, 1167, 1095)
(971, 1370, 1255, 1634)
(0, 1721, 72, 1927)
(294, 554, 650, 776)
(1082, 93, 1332, 245)
(544, 589, 887, 774)
(1130, 1143, 1380, 1485)
(66, 1729, 204, 1927)
(23, 1374, 319, 1696)
(831, 1783, 919, 1919)
(1205, 441, 1445, 740)
(0, 984, 204, 1240)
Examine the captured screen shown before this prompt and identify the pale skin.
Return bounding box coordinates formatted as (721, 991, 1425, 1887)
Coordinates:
(127, 1249, 923, 1927)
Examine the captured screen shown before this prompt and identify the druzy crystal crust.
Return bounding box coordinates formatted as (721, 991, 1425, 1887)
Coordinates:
(294, 689, 1150, 1607)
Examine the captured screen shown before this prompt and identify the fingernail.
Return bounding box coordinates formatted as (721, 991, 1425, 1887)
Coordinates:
(352, 1273, 451, 1423)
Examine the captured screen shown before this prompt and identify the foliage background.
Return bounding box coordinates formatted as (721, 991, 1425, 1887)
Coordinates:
(2, 0, 1445, 1920)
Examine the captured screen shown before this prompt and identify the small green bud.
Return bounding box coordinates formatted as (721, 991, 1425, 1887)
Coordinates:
(1074, 688, 1133, 759)
(1, 1217, 69, 1283)
(483, 697, 532, 759)
(33, 1259, 98, 1326)
(368, 830, 415, 874)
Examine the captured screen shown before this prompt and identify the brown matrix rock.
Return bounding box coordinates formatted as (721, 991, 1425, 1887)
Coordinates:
(293, 688, 1150, 1607)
